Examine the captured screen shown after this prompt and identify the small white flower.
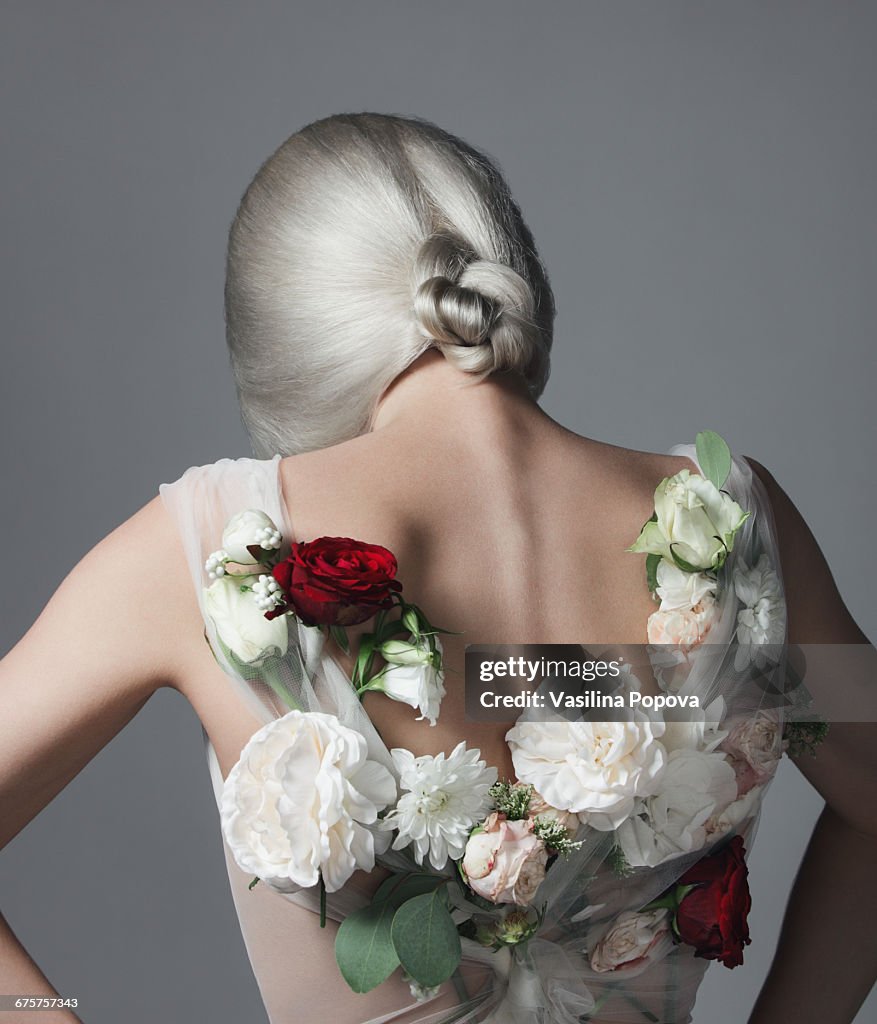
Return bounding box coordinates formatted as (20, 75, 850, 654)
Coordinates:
(733, 553, 786, 669)
(203, 575, 289, 665)
(505, 716, 668, 831)
(252, 573, 285, 612)
(221, 710, 397, 893)
(373, 636, 446, 726)
(379, 742, 498, 870)
(205, 548, 229, 579)
(222, 509, 283, 565)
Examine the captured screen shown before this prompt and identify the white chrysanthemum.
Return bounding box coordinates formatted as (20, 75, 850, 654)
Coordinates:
(379, 742, 498, 870)
(733, 553, 786, 669)
(506, 716, 668, 830)
(616, 747, 738, 868)
(221, 711, 397, 893)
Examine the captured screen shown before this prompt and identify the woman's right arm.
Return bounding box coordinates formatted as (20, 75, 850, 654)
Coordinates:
(745, 457, 877, 1024)
(0, 493, 204, 1021)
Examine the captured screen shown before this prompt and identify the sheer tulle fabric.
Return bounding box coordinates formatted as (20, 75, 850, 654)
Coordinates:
(159, 444, 789, 1024)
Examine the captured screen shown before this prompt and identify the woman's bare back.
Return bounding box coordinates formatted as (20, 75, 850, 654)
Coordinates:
(167, 407, 700, 1023)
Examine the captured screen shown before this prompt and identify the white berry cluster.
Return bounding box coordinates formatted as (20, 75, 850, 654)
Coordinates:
(252, 573, 285, 612)
(254, 525, 282, 551)
(205, 549, 230, 579)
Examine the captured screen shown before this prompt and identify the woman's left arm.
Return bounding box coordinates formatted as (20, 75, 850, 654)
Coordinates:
(745, 457, 877, 1024)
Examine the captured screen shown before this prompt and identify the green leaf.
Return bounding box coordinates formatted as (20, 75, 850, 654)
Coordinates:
(329, 624, 350, 655)
(391, 890, 462, 988)
(695, 430, 732, 490)
(373, 872, 443, 907)
(335, 901, 401, 993)
(645, 553, 662, 594)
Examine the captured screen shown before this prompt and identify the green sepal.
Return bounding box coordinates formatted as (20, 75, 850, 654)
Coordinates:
(645, 553, 662, 594)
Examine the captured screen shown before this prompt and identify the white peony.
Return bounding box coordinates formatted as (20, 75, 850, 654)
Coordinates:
(506, 717, 667, 830)
(628, 469, 750, 572)
(616, 747, 738, 868)
(372, 636, 446, 726)
(221, 710, 397, 892)
(222, 508, 283, 564)
(379, 742, 497, 869)
(204, 574, 289, 665)
(733, 554, 786, 669)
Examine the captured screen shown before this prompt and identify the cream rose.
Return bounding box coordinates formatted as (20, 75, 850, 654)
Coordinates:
(204, 574, 289, 665)
(527, 792, 578, 832)
(506, 717, 667, 830)
(646, 594, 719, 649)
(462, 812, 548, 906)
(589, 909, 673, 973)
(220, 710, 397, 893)
(628, 469, 750, 572)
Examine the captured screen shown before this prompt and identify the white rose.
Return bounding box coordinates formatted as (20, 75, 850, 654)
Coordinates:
(589, 909, 673, 973)
(506, 717, 667, 830)
(222, 508, 282, 564)
(628, 469, 750, 572)
(204, 575, 289, 665)
(733, 554, 786, 669)
(462, 813, 548, 906)
(220, 710, 397, 893)
(372, 636, 446, 726)
(616, 747, 738, 868)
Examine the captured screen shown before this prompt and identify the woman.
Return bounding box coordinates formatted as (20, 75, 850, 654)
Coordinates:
(1, 112, 875, 1023)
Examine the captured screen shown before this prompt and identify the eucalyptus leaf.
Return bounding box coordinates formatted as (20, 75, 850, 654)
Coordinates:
(391, 890, 462, 988)
(334, 901, 401, 993)
(695, 430, 732, 490)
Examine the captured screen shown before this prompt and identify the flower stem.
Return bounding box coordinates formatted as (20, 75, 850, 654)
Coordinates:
(319, 875, 327, 928)
(260, 659, 302, 712)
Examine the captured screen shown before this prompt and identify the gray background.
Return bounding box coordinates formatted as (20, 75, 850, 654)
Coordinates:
(1, 3, 875, 1022)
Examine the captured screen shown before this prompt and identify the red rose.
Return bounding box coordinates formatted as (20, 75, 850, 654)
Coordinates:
(674, 835, 752, 969)
(269, 536, 402, 627)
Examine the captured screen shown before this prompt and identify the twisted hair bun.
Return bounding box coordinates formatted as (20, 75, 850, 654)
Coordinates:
(413, 232, 549, 389)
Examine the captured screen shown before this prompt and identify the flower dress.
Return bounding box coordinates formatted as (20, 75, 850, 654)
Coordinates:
(158, 440, 797, 1024)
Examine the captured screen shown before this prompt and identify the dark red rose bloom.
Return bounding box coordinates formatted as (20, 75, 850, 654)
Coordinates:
(268, 536, 402, 627)
(675, 834, 752, 969)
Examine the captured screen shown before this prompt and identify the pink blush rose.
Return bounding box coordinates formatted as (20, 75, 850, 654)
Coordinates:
(647, 594, 719, 649)
(462, 812, 548, 906)
(721, 710, 783, 796)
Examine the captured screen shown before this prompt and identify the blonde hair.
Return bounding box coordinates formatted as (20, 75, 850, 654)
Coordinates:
(224, 112, 556, 457)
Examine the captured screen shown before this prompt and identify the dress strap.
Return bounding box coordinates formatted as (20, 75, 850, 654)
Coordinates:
(159, 453, 287, 729)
